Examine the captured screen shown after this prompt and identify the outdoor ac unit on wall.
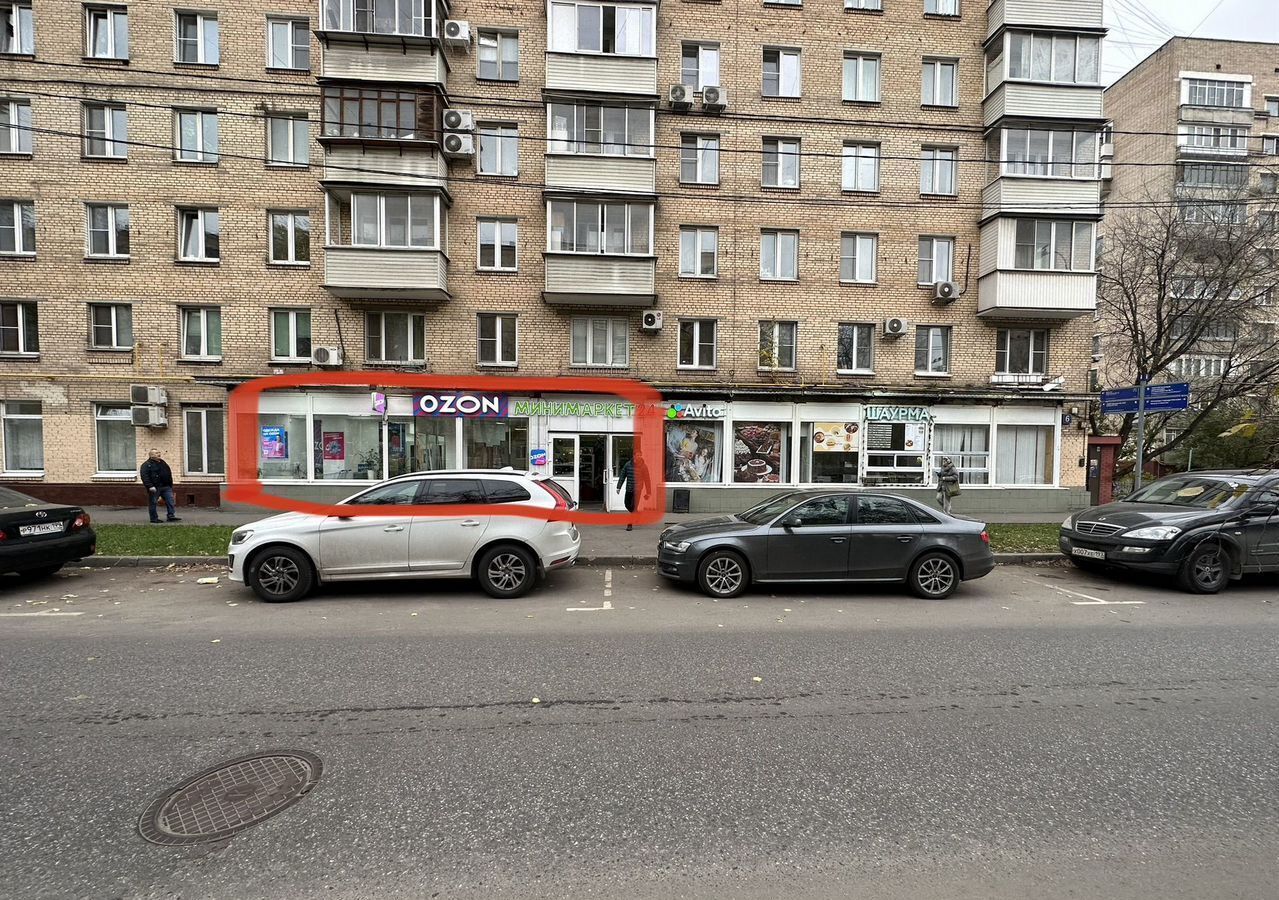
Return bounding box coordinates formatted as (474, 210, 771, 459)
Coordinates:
(883, 317, 909, 337)
(701, 86, 727, 111)
(443, 109, 475, 132)
(312, 346, 343, 367)
(130, 384, 168, 406)
(131, 405, 168, 428)
(640, 310, 663, 331)
(668, 84, 691, 109)
(443, 133, 474, 157)
(933, 281, 960, 303)
(443, 20, 471, 49)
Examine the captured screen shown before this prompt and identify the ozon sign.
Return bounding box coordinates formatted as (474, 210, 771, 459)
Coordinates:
(413, 392, 508, 418)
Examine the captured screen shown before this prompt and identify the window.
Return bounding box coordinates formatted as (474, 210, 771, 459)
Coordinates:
(1003, 128, 1097, 177)
(0, 98, 31, 154)
(184, 408, 225, 475)
(477, 123, 518, 175)
(934, 424, 989, 485)
(547, 103, 652, 156)
(996, 425, 1052, 484)
(321, 0, 428, 37)
(1265, 137, 1279, 156)
(270, 309, 311, 361)
(786, 496, 851, 527)
(0, 200, 34, 255)
(915, 325, 951, 374)
(679, 226, 718, 277)
(845, 0, 882, 8)
(89, 303, 132, 349)
(180, 306, 221, 360)
(178, 208, 219, 261)
(1171, 317, 1237, 341)
(267, 17, 309, 69)
(484, 480, 532, 503)
(857, 495, 916, 525)
(1185, 78, 1247, 108)
(996, 328, 1048, 375)
(1, 1, 33, 54)
(1, 401, 42, 472)
(1260, 173, 1278, 194)
(477, 30, 518, 80)
(917, 236, 954, 284)
(1178, 200, 1246, 225)
(477, 313, 518, 366)
(678, 319, 716, 369)
(351, 193, 438, 248)
(175, 109, 218, 162)
(321, 85, 439, 140)
(761, 137, 800, 188)
(478, 218, 517, 270)
(758, 320, 797, 370)
(1179, 124, 1248, 152)
(836, 323, 874, 373)
(1013, 219, 1094, 271)
(680, 133, 719, 184)
(762, 48, 801, 98)
(1178, 163, 1249, 188)
(0, 301, 37, 353)
(1007, 32, 1099, 84)
(366, 311, 426, 363)
(840, 53, 881, 102)
(841, 142, 879, 192)
(174, 11, 218, 64)
(269, 211, 310, 264)
(570, 317, 628, 367)
(424, 479, 484, 504)
(548, 201, 652, 255)
(920, 146, 957, 195)
(1170, 355, 1228, 379)
(922, 58, 958, 106)
(760, 229, 798, 280)
(681, 42, 719, 89)
(548, 2, 656, 56)
(840, 233, 876, 283)
(1267, 97, 1279, 117)
(925, 0, 959, 14)
(94, 404, 134, 474)
(86, 203, 129, 257)
(267, 114, 309, 166)
(83, 103, 127, 157)
(86, 5, 128, 59)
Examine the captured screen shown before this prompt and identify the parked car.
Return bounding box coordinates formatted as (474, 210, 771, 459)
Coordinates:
(228, 470, 580, 602)
(658, 489, 994, 599)
(1060, 470, 1279, 593)
(0, 487, 95, 580)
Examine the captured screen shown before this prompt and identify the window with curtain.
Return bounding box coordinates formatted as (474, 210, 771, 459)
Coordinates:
(933, 424, 989, 484)
(996, 425, 1052, 484)
(1, 400, 42, 471)
(94, 404, 135, 473)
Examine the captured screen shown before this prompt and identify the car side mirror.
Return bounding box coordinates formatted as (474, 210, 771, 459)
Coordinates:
(780, 516, 801, 529)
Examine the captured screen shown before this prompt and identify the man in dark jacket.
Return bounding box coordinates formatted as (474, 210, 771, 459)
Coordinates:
(615, 449, 649, 531)
(140, 449, 181, 523)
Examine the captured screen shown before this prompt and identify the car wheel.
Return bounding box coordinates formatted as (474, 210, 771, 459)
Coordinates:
(910, 552, 959, 600)
(247, 547, 314, 603)
(478, 545, 536, 599)
(1177, 543, 1229, 594)
(697, 549, 749, 599)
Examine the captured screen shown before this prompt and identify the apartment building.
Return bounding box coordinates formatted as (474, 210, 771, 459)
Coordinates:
(0, 0, 1103, 513)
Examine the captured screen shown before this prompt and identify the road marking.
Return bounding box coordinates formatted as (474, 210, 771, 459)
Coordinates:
(0, 610, 85, 617)
(604, 568, 613, 599)
(567, 601, 613, 612)
(1023, 579, 1146, 606)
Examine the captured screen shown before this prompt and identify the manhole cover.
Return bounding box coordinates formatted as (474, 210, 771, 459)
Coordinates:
(138, 750, 322, 846)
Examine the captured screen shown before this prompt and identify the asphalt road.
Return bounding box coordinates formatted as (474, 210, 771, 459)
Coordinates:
(1, 562, 1277, 900)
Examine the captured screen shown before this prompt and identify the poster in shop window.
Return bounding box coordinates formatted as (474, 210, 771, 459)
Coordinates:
(665, 422, 720, 483)
(322, 432, 345, 461)
(260, 426, 288, 460)
(733, 423, 783, 483)
(811, 422, 860, 453)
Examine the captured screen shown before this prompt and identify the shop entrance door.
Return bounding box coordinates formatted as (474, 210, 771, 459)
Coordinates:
(550, 435, 579, 505)
(578, 434, 608, 507)
(604, 434, 635, 512)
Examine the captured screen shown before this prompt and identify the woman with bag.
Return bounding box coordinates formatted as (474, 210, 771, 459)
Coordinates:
(935, 456, 960, 515)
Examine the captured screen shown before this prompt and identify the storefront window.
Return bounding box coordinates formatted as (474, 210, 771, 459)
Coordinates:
(863, 420, 928, 485)
(314, 415, 383, 481)
(933, 424, 990, 485)
(996, 425, 1053, 484)
(388, 417, 456, 477)
(665, 421, 722, 483)
(800, 422, 860, 484)
(464, 418, 528, 468)
(732, 422, 787, 484)
(258, 414, 308, 480)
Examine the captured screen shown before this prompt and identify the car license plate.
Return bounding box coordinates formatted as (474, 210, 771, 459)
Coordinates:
(19, 522, 64, 537)
(1071, 547, 1106, 561)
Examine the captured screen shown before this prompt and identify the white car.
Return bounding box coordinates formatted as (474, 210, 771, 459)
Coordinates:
(228, 470, 580, 602)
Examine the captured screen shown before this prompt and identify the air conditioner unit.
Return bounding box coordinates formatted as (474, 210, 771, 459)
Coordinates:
(883, 317, 909, 338)
(131, 405, 168, 428)
(312, 346, 343, 367)
(668, 84, 691, 109)
(442, 132, 474, 157)
(130, 384, 168, 406)
(933, 281, 960, 303)
(701, 86, 727, 111)
(640, 310, 663, 332)
(443, 20, 471, 49)
(442, 108, 474, 132)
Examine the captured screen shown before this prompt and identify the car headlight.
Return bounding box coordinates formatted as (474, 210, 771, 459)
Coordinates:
(1123, 525, 1181, 541)
(662, 540, 691, 553)
(1061, 514, 1075, 530)
(230, 530, 253, 545)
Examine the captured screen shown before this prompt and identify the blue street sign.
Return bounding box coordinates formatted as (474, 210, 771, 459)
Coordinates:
(1144, 395, 1190, 412)
(1101, 386, 1140, 404)
(1146, 382, 1190, 399)
(1100, 382, 1190, 415)
(1101, 398, 1140, 414)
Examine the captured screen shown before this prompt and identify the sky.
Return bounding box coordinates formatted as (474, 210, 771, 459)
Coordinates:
(1104, 0, 1279, 84)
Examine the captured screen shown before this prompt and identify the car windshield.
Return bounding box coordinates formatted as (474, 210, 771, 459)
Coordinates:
(0, 487, 36, 507)
(1124, 476, 1252, 509)
(737, 491, 807, 525)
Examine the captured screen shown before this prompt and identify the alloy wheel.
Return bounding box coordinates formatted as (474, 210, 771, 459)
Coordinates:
(258, 556, 300, 596)
(1193, 550, 1224, 590)
(487, 553, 528, 593)
(917, 557, 955, 597)
(705, 556, 743, 596)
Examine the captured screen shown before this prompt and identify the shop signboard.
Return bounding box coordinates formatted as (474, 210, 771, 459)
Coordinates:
(413, 392, 509, 418)
(811, 422, 860, 453)
(864, 406, 932, 422)
(530, 448, 548, 467)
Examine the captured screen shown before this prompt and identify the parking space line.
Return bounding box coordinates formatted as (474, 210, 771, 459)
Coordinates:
(0, 610, 85, 617)
(1052, 584, 1145, 606)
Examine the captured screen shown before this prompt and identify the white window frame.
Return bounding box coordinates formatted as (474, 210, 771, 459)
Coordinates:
(679, 226, 718, 278)
(546, 103, 653, 158)
(917, 236, 954, 285)
(477, 122, 518, 175)
(174, 10, 219, 64)
(842, 53, 881, 103)
(1, 400, 43, 473)
(268, 210, 310, 265)
(845, 0, 882, 8)
(677, 318, 716, 369)
(762, 47, 802, 98)
(266, 16, 309, 70)
(762, 137, 801, 188)
(680, 133, 719, 184)
(680, 41, 719, 90)
(180, 305, 222, 360)
(0, 300, 38, 354)
(0, 1, 34, 55)
(0, 97, 31, 154)
(477, 312, 519, 367)
(758, 320, 797, 371)
(1001, 127, 1100, 179)
(477, 29, 519, 81)
(760, 229, 798, 281)
(89, 302, 133, 350)
(349, 193, 440, 250)
(836, 323, 874, 374)
(1178, 124, 1249, 155)
(840, 232, 877, 283)
(270, 308, 311, 361)
(1182, 76, 1250, 109)
(83, 103, 127, 158)
(85, 5, 128, 59)
(1264, 136, 1279, 156)
(477, 218, 518, 271)
(177, 207, 219, 261)
(925, 0, 959, 15)
(365, 311, 426, 364)
(0, 199, 35, 256)
(546, 200, 653, 256)
(922, 58, 958, 107)
(547, 2, 657, 57)
(569, 316, 629, 368)
(321, 0, 430, 37)
(995, 328, 1048, 376)
(915, 325, 951, 375)
(841, 142, 879, 192)
(175, 108, 218, 163)
(183, 407, 225, 475)
(1006, 32, 1101, 85)
(85, 202, 129, 258)
(1013, 219, 1095, 272)
(920, 146, 958, 195)
(267, 113, 309, 166)
(94, 403, 134, 475)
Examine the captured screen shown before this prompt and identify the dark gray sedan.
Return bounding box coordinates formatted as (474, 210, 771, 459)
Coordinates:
(657, 489, 994, 599)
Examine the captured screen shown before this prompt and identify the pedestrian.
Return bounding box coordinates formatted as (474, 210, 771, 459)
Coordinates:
(615, 449, 649, 531)
(140, 448, 181, 523)
(935, 456, 960, 515)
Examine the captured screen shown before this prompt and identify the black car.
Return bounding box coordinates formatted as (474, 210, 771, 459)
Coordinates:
(658, 489, 995, 600)
(0, 487, 96, 580)
(1060, 470, 1279, 593)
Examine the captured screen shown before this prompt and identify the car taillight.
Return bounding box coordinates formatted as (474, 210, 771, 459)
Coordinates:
(980, 530, 990, 545)
(535, 481, 571, 511)
(70, 513, 90, 531)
